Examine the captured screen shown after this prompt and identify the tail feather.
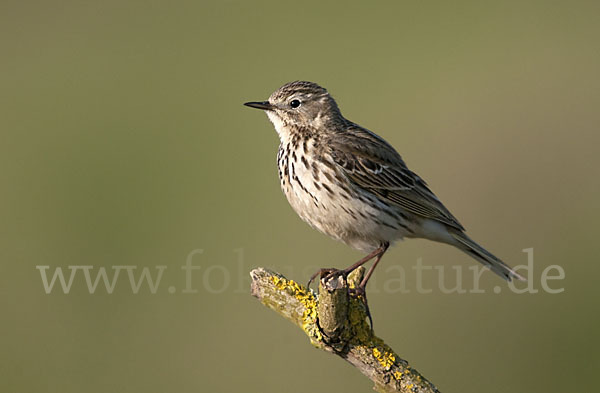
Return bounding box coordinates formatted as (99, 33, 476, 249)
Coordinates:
(449, 230, 525, 282)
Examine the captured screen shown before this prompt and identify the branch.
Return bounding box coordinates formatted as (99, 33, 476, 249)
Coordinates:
(250, 267, 441, 393)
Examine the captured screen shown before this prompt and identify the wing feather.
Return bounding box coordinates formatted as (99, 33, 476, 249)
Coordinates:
(328, 124, 465, 231)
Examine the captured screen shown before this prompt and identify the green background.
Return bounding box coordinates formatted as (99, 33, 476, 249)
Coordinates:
(2, 1, 598, 392)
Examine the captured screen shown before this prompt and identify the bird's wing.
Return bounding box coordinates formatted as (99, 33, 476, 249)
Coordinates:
(328, 124, 465, 231)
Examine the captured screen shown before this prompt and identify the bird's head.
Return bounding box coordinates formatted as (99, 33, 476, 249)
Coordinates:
(244, 81, 342, 138)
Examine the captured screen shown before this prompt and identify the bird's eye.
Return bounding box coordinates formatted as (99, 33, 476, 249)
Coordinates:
(290, 99, 301, 108)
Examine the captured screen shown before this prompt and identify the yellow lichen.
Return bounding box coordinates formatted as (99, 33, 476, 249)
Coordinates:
(269, 275, 322, 342)
(372, 345, 395, 370)
(348, 278, 356, 289)
(263, 271, 429, 392)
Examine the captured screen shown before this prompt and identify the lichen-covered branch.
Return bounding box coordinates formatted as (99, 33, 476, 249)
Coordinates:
(250, 267, 440, 393)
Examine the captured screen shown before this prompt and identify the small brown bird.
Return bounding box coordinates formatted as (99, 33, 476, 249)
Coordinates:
(245, 81, 524, 299)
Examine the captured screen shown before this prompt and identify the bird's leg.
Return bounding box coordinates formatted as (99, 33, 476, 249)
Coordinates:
(308, 243, 389, 329)
(340, 244, 387, 278)
(346, 242, 390, 330)
(307, 246, 384, 289)
(357, 242, 389, 289)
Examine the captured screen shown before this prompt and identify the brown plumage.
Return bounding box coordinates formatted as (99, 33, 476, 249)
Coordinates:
(245, 81, 524, 294)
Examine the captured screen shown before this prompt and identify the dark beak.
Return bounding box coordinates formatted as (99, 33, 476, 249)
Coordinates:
(244, 101, 273, 110)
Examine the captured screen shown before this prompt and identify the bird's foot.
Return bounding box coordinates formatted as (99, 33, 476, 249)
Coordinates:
(307, 268, 345, 290)
(308, 268, 373, 331)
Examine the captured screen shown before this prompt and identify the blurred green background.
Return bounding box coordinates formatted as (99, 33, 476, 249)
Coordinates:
(1, 1, 599, 392)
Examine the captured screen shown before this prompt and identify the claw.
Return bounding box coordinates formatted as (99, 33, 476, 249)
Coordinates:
(308, 267, 375, 331)
(307, 267, 339, 290)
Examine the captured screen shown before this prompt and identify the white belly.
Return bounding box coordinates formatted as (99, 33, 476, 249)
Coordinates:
(278, 144, 412, 253)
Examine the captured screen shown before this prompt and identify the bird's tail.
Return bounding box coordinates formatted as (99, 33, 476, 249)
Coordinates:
(449, 230, 525, 282)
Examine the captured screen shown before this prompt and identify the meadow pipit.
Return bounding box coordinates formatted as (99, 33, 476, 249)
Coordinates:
(245, 81, 524, 313)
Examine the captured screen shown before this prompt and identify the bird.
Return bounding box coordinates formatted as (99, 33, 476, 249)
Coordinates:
(244, 81, 524, 302)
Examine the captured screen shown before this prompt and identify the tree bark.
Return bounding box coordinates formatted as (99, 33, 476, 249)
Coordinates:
(250, 267, 441, 393)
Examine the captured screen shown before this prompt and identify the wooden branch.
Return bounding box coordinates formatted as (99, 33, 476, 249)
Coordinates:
(250, 267, 441, 393)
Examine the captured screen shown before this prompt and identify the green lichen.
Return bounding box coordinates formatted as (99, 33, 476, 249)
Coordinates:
(343, 284, 408, 378)
(347, 304, 370, 343)
(343, 284, 413, 382)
